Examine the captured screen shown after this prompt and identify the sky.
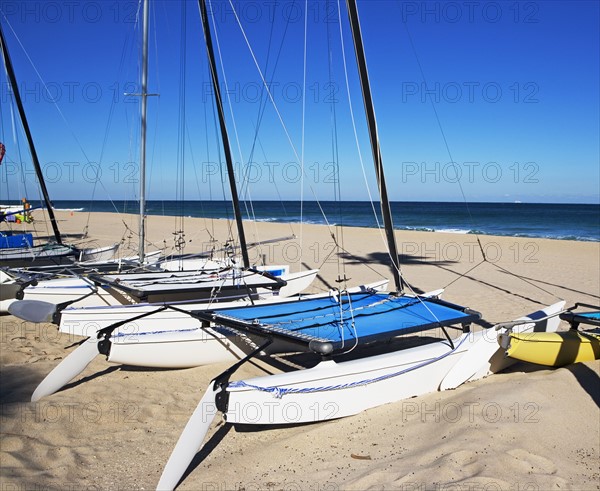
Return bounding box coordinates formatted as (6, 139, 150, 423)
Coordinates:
(0, 0, 598, 204)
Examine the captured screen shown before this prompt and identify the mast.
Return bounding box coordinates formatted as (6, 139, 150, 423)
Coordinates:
(138, 0, 150, 264)
(345, 0, 404, 293)
(198, 0, 250, 268)
(0, 23, 63, 245)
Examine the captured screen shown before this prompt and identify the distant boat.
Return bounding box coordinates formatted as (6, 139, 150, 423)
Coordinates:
(2, 1, 316, 314)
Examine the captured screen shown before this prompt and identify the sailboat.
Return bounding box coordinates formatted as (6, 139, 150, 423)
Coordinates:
(2, 1, 317, 315)
(152, 1, 567, 489)
(20, 4, 569, 489)
(0, 24, 89, 267)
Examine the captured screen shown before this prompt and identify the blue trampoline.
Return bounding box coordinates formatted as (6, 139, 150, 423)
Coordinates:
(560, 307, 600, 328)
(193, 292, 480, 355)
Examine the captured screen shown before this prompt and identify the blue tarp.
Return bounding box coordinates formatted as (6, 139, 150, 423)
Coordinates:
(0, 232, 33, 249)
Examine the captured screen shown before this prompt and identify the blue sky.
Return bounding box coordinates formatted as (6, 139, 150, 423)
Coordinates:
(1, 0, 598, 204)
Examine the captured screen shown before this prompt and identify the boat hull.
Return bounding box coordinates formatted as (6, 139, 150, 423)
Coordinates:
(108, 327, 249, 367)
(218, 302, 567, 425)
(66, 280, 389, 368)
(223, 333, 479, 425)
(0, 243, 76, 268)
(503, 330, 600, 367)
(4, 268, 317, 316)
(57, 269, 319, 336)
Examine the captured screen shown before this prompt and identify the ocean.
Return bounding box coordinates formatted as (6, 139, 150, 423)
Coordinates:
(43, 200, 600, 242)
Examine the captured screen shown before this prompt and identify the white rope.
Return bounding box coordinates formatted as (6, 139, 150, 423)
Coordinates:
(334, 0, 442, 325)
(210, 0, 264, 263)
(335, 0, 390, 260)
(300, 0, 309, 264)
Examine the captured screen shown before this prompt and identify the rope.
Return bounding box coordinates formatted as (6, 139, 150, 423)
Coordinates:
(300, 0, 308, 267)
(335, 0, 397, 276)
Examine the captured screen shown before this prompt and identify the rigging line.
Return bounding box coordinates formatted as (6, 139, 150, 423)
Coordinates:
(85, 7, 142, 233)
(398, 7, 558, 302)
(335, 0, 442, 326)
(0, 103, 12, 202)
(0, 14, 93, 165)
(332, 240, 394, 281)
(335, 0, 402, 287)
(0, 70, 22, 203)
(238, 0, 279, 200)
(334, 0, 391, 260)
(0, 28, 51, 238)
(242, 2, 297, 239)
(228, 293, 380, 323)
(228, 0, 340, 257)
(186, 125, 216, 248)
(250, 123, 296, 238)
(200, 34, 235, 246)
(148, 0, 160, 221)
(215, 2, 267, 261)
(442, 258, 487, 290)
(176, 0, 187, 242)
(493, 262, 562, 300)
(3, 85, 30, 211)
(300, 0, 308, 265)
(326, 0, 347, 285)
(207, 1, 252, 255)
(398, 9, 484, 259)
(201, 83, 216, 241)
(226, 1, 304, 172)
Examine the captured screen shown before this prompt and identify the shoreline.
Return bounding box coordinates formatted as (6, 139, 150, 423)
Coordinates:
(6, 208, 600, 242)
(4, 201, 598, 243)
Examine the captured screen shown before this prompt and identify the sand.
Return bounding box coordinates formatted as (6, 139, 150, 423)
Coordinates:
(1, 210, 599, 490)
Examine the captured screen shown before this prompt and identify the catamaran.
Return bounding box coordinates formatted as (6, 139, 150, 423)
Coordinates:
(13, 4, 571, 491)
(2, 0, 317, 315)
(154, 1, 570, 489)
(10, 2, 577, 490)
(0, 24, 118, 268)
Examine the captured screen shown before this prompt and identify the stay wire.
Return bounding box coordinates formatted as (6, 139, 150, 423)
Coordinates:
(398, 3, 559, 303)
(335, 0, 442, 325)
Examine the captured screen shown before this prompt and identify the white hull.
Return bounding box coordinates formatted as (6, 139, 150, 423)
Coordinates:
(226, 334, 476, 424)
(0, 270, 19, 310)
(156, 301, 566, 491)
(28, 281, 390, 403)
(6, 257, 233, 309)
(221, 301, 566, 425)
(108, 326, 248, 367)
(77, 243, 120, 262)
(108, 280, 386, 367)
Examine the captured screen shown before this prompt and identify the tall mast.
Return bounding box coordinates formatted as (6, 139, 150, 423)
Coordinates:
(138, 0, 150, 264)
(345, 0, 404, 293)
(198, 0, 250, 268)
(0, 23, 63, 245)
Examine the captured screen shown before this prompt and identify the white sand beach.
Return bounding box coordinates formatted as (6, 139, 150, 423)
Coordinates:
(1, 210, 599, 490)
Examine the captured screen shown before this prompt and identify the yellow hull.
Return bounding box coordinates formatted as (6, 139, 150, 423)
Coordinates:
(506, 330, 600, 367)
